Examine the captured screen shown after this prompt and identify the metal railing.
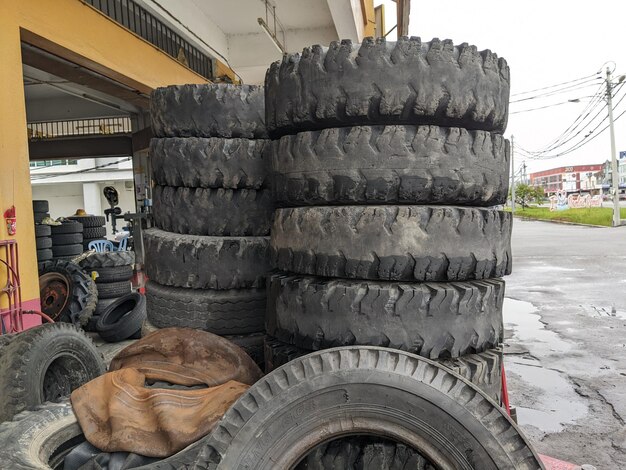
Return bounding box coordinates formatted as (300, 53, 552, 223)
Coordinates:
(27, 117, 132, 139)
(85, 0, 213, 80)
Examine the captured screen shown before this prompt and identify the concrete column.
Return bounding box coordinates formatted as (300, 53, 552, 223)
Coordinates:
(82, 182, 102, 216)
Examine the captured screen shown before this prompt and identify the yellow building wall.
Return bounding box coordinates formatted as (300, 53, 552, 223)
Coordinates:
(0, 0, 213, 320)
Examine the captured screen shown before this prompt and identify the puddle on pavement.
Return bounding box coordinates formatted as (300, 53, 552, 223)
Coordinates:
(506, 357, 588, 433)
(504, 298, 572, 355)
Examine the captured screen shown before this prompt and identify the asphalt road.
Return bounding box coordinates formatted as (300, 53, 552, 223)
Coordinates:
(505, 219, 626, 468)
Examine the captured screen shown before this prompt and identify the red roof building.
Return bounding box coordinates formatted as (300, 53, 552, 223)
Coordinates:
(529, 164, 604, 195)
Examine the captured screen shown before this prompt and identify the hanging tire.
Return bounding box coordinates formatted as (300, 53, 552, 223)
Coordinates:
(51, 244, 83, 257)
(265, 37, 510, 136)
(152, 186, 273, 236)
(79, 251, 135, 268)
(272, 206, 512, 282)
(68, 215, 106, 227)
(32, 200, 49, 212)
(37, 248, 53, 261)
(272, 125, 510, 206)
(90, 265, 133, 283)
(35, 237, 52, 249)
(146, 281, 266, 335)
(96, 280, 131, 299)
(151, 137, 269, 189)
(0, 401, 205, 470)
(0, 323, 105, 422)
(151, 84, 268, 139)
(50, 232, 83, 245)
(96, 293, 146, 342)
(51, 221, 83, 234)
(82, 226, 107, 238)
(193, 347, 541, 470)
(35, 224, 51, 237)
(39, 260, 97, 325)
(144, 228, 270, 290)
(267, 273, 503, 357)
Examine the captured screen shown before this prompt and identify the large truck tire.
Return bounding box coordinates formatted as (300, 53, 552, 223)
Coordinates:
(193, 347, 541, 469)
(144, 229, 270, 290)
(271, 206, 512, 282)
(151, 137, 269, 189)
(272, 125, 509, 206)
(151, 84, 268, 139)
(146, 281, 266, 335)
(265, 37, 510, 136)
(153, 186, 273, 236)
(0, 324, 105, 422)
(267, 273, 503, 357)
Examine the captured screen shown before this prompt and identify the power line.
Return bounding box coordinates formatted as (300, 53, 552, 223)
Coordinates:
(510, 77, 602, 103)
(510, 97, 595, 115)
(511, 72, 601, 97)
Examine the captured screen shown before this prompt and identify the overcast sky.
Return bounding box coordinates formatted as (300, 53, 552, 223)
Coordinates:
(376, 0, 626, 176)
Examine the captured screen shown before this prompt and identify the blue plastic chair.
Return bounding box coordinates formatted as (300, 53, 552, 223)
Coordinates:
(116, 236, 129, 252)
(88, 240, 114, 252)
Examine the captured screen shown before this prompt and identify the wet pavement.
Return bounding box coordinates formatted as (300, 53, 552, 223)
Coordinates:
(505, 219, 626, 468)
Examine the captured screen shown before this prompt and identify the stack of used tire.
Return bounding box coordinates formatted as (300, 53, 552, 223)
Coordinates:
(50, 220, 84, 261)
(145, 83, 272, 365)
(69, 215, 107, 251)
(79, 251, 135, 333)
(264, 37, 512, 403)
(33, 200, 52, 270)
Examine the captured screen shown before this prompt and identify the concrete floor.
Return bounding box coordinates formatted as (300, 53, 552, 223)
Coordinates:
(505, 219, 626, 468)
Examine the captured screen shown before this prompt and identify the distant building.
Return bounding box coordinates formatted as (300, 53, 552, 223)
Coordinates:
(529, 164, 604, 195)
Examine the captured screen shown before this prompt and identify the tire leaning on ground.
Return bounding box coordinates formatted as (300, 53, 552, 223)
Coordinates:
(0, 323, 105, 423)
(271, 206, 512, 282)
(0, 401, 205, 470)
(271, 126, 510, 206)
(267, 273, 503, 357)
(146, 281, 266, 335)
(151, 84, 268, 139)
(265, 37, 510, 136)
(96, 293, 146, 342)
(150, 137, 269, 189)
(193, 347, 542, 469)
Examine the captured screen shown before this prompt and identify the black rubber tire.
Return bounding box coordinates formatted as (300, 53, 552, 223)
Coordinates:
(51, 221, 83, 234)
(82, 226, 107, 238)
(151, 137, 269, 189)
(0, 323, 105, 422)
(35, 237, 52, 249)
(151, 84, 268, 139)
(224, 332, 265, 367)
(37, 262, 46, 272)
(35, 224, 51, 237)
(84, 313, 99, 332)
(272, 126, 510, 206)
(144, 228, 270, 289)
(32, 200, 49, 212)
(95, 297, 117, 315)
(96, 293, 146, 342)
(90, 265, 133, 283)
(51, 232, 83, 245)
(267, 273, 503, 357)
(263, 337, 503, 403)
(265, 37, 510, 136)
(146, 281, 266, 335)
(39, 260, 97, 326)
(37, 248, 53, 261)
(79, 251, 135, 268)
(0, 401, 204, 470)
(33, 212, 49, 224)
(51, 244, 83, 257)
(96, 280, 131, 299)
(152, 186, 273, 236)
(193, 347, 541, 469)
(272, 206, 512, 282)
(68, 215, 106, 228)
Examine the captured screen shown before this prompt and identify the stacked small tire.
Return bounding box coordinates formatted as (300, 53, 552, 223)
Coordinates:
(50, 220, 83, 261)
(69, 215, 107, 251)
(264, 37, 512, 403)
(33, 200, 52, 272)
(146, 84, 272, 365)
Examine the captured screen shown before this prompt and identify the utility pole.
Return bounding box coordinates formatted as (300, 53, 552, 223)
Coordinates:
(511, 135, 515, 213)
(606, 67, 621, 227)
(522, 161, 527, 185)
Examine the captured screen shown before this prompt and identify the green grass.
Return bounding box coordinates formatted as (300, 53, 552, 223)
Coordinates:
(508, 206, 626, 226)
